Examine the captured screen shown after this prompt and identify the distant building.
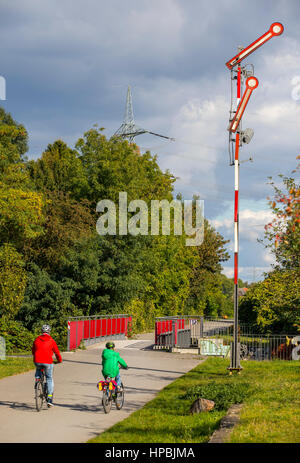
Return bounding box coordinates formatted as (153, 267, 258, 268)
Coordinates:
(237, 287, 248, 297)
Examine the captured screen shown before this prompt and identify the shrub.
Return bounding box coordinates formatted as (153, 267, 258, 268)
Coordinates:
(0, 318, 36, 353)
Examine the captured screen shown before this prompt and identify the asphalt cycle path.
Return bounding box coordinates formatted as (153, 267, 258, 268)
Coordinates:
(0, 333, 202, 443)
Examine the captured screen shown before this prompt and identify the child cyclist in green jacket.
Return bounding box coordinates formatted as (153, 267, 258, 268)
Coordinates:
(102, 341, 128, 390)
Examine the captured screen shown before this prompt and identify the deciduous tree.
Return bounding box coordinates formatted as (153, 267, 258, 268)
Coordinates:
(0, 244, 27, 320)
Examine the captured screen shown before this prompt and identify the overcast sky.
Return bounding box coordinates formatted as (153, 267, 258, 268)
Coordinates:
(1, 0, 299, 283)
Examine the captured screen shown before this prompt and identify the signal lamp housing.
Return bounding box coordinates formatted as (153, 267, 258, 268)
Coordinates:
(241, 128, 254, 144)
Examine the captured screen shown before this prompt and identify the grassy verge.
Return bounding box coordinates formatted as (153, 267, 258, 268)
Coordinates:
(7, 351, 32, 356)
(0, 357, 35, 379)
(88, 357, 300, 444)
(228, 360, 300, 443)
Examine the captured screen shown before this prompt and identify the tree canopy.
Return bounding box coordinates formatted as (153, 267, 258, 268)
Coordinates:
(240, 158, 300, 333)
(0, 107, 235, 349)
(264, 157, 300, 270)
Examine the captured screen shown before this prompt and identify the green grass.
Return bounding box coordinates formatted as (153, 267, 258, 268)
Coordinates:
(0, 357, 35, 379)
(228, 360, 300, 443)
(88, 357, 300, 444)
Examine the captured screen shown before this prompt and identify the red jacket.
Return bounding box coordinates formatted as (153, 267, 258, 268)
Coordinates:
(32, 334, 62, 364)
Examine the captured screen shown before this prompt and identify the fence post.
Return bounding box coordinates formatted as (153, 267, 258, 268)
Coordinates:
(172, 319, 177, 348)
(200, 316, 204, 338)
(67, 320, 70, 351)
(76, 320, 78, 349)
(128, 316, 132, 338)
(0, 336, 5, 360)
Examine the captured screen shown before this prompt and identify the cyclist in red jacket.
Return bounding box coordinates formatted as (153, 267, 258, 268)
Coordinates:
(32, 324, 62, 407)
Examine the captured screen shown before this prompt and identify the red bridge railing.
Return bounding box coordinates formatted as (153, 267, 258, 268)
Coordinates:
(67, 314, 132, 350)
(155, 317, 185, 348)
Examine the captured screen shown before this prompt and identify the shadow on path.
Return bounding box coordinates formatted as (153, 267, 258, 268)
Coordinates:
(63, 358, 185, 375)
(0, 400, 36, 412)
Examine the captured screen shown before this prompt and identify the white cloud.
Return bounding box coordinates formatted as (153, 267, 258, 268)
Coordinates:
(241, 37, 300, 158)
(222, 265, 272, 283)
(239, 209, 274, 241)
(212, 206, 274, 243)
(157, 94, 228, 197)
(212, 202, 275, 277)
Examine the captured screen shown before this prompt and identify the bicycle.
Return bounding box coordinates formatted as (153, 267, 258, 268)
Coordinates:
(34, 360, 58, 411)
(97, 378, 125, 414)
(34, 368, 48, 412)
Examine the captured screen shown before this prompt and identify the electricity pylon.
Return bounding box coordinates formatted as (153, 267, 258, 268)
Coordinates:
(113, 86, 175, 143)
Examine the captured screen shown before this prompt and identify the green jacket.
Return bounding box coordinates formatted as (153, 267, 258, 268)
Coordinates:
(101, 348, 127, 378)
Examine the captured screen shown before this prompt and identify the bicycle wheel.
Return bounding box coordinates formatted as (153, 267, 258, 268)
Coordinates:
(102, 389, 112, 414)
(35, 380, 44, 412)
(115, 383, 125, 410)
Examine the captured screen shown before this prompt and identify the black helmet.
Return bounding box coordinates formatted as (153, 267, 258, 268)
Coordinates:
(106, 341, 115, 349)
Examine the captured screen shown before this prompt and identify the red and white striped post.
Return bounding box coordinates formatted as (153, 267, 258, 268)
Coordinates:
(229, 71, 258, 372)
(229, 73, 258, 372)
(226, 22, 283, 373)
(231, 65, 242, 372)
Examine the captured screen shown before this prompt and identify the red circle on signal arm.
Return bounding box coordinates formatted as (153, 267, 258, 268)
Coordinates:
(246, 76, 259, 90)
(269, 22, 284, 36)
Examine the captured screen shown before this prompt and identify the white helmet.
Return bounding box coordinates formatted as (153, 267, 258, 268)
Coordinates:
(42, 324, 51, 334)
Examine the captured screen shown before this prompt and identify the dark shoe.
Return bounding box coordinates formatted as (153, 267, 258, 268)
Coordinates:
(47, 395, 54, 407)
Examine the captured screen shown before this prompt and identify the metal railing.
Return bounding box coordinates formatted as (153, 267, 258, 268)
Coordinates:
(154, 316, 232, 350)
(154, 316, 300, 361)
